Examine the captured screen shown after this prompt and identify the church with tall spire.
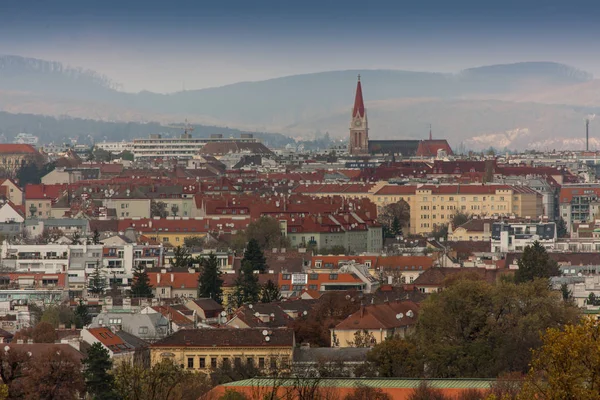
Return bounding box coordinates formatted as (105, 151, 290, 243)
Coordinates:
(348, 74, 369, 155)
(347, 74, 453, 158)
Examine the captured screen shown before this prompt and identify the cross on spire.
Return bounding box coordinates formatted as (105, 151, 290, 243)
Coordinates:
(357, 73, 361, 81)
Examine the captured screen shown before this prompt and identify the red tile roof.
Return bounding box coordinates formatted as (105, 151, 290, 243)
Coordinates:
(148, 271, 199, 289)
(151, 305, 193, 325)
(25, 184, 67, 200)
(335, 301, 420, 331)
(416, 140, 453, 157)
(0, 144, 37, 154)
(86, 327, 133, 353)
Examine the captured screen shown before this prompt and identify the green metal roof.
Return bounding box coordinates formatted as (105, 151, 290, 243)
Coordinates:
(222, 378, 495, 389)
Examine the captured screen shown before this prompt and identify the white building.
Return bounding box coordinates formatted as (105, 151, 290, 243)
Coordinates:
(491, 221, 556, 252)
(95, 141, 134, 154)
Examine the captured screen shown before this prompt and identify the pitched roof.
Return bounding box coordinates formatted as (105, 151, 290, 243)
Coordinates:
(190, 298, 224, 312)
(85, 327, 134, 354)
(353, 77, 365, 118)
(0, 144, 38, 154)
(152, 328, 294, 347)
(416, 140, 454, 157)
(151, 305, 194, 325)
(228, 303, 293, 328)
(5, 343, 84, 361)
(334, 301, 420, 331)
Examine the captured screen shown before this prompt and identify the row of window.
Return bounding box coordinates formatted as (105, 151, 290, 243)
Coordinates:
(282, 273, 338, 281)
(186, 356, 288, 370)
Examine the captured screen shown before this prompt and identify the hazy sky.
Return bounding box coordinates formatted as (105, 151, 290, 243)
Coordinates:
(2, 0, 600, 93)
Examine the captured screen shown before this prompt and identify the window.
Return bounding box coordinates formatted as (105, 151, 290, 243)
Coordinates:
(259, 357, 265, 369)
(329, 274, 338, 280)
(187, 357, 194, 369)
(138, 326, 149, 334)
(270, 358, 277, 370)
(247, 357, 254, 367)
(199, 358, 206, 368)
(309, 284, 318, 290)
(283, 274, 291, 280)
(211, 358, 217, 368)
(222, 358, 230, 368)
(281, 285, 290, 291)
(234, 357, 242, 368)
(309, 273, 319, 280)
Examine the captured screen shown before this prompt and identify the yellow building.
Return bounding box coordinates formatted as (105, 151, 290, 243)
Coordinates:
(372, 184, 542, 235)
(0, 144, 41, 175)
(150, 328, 295, 372)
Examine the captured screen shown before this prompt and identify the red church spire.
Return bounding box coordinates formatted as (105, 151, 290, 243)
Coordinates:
(352, 74, 365, 118)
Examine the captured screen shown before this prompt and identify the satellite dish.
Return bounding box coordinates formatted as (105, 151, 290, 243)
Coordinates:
(220, 317, 227, 324)
(262, 330, 268, 336)
(406, 310, 414, 318)
(254, 312, 260, 317)
(27, 351, 32, 357)
(265, 336, 270, 342)
(270, 313, 275, 318)
(248, 304, 253, 309)
(3, 346, 8, 352)
(303, 310, 308, 316)
(221, 311, 227, 317)
(396, 313, 404, 320)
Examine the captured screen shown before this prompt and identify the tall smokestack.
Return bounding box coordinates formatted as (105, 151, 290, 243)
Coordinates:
(587, 119, 590, 152)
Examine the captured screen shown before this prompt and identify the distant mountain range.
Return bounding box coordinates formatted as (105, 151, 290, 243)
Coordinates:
(1, 54, 600, 150)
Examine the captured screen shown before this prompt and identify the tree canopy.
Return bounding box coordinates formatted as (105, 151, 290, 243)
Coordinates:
(198, 253, 224, 303)
(515, 241, 560, 283)
(130, 264, 153, 298)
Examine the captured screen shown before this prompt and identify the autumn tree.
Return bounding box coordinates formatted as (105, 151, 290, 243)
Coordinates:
(19, 349, 85, 400)
(243, 216, 289, 251)
(260, 279, 281, 303)
(92, 229, 102, 245)
(451, 210, 470, 228)
(366, 337, 423, 378)
(520, 319, 600, 399)
(130, 264, 153, 298)
(19, 322, 59, 343)
(114, 359, 212, 400)
(84, 342, 120, 400)
(40, 304, 75, 328)
(197, 253, 223, 303)
(184, 236, 205, 249)
(407, 382, 451, 400)
(515, 241, 560, 283)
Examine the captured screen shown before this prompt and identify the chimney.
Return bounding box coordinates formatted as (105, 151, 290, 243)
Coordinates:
(16, 339, 23, 344)
(360, 304, 365, 319)
(58, 323, 66, 330)
(157, 273, 161, 284)
(171, 273, 174, 283)
(586, 119, 590, 152)
(27, 339, 33, 344)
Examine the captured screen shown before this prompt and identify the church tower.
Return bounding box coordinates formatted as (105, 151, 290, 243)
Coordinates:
(349, 74, 369, 155)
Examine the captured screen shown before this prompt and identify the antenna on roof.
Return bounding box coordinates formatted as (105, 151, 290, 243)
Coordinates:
(429, 123, 432, 141)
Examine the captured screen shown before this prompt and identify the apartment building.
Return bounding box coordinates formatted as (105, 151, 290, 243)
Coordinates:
(491, 221, 557, 252)
(559, 186, 600, 232)
(373, 184, 542, 235)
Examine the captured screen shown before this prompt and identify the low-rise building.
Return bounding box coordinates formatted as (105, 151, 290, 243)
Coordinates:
(150, 328, 295, 372)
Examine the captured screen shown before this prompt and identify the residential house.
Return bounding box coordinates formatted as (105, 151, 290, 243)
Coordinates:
(141, 305, 195, 331)
(331, 301, 420, 348)
(81, 327, 135, 364)
(226, 303, 292, 329)
(147, 269, 199, 299)
(184, 298, 224, 324)
(90, 312, 170, 343)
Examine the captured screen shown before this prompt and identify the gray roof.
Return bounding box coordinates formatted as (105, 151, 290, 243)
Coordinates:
(116, 330, 149, 350)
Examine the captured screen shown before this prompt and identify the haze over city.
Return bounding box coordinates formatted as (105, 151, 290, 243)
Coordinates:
(2, 0, 600, 92)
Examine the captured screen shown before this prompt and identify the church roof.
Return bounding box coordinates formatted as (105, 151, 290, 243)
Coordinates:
(352, 76, 365, 118)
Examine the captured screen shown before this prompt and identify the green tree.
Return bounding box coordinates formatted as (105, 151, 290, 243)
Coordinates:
(561, 283, 573, 302)
(366, 337, 423, 377)
(232, 260, 260, 307)
(197, 253, 223, 303)
(242, 238, 267, 273)
(92, 229, 102, 245)
(130, 264, 153, 298)
(171, 246, 191, 268)
(71, 231, 82, 245)
(415, 275, 579, 378)
(119, 150, 134, 161)
(391, 217, 402, 237)
(520, 319, 600, 400)
(171, 204, 179, 217)
(515, 241, 560, 283)
(88, 261, 106, 295)
(41, 304, 75, 328)
(74, 299, 91, 328)
(556, 217, 568, 238)
(260, 279, 281, 303)
(84, 342, 121, 400)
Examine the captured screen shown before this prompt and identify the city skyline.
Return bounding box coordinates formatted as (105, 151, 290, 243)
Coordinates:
(2, 0, 600, 92)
